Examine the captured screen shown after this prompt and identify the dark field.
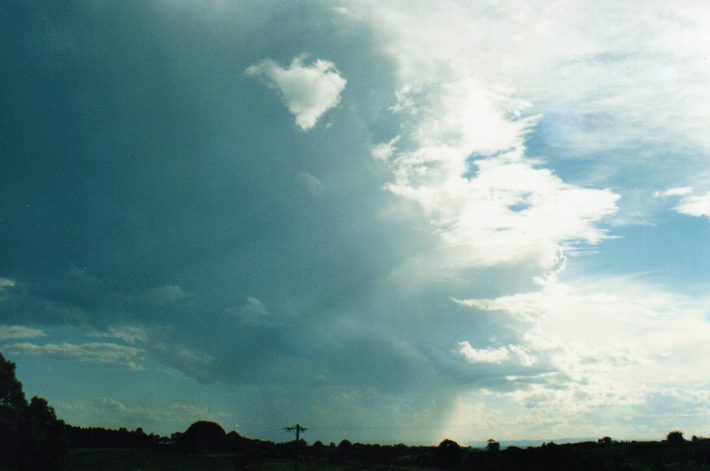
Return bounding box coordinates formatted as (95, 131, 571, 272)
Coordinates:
(56, 440, 710, 471)
(60, 448, 439, 471)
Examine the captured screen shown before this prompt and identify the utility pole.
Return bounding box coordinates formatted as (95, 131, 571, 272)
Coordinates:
(284, 424, 307, 471)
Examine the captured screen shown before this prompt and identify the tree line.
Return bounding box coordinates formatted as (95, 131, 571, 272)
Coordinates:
(3, 351, 710, 470)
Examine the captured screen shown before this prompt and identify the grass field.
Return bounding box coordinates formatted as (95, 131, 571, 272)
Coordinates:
(62, 449, 235, 471)
(59, 445, 710, 470)
(60, 449, 441, 471)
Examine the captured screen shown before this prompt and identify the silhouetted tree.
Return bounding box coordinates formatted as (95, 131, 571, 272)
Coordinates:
(598, 436, 613, 445)
(338, 439, 353, 449)
(0, 352, 26, 414)
(179, 420, 226, 452)
(666, 430, 686, 445)
(19, 397, 68, 469)
(0, 352, 67, 469)
(436, 439, 461, 468)
(486, 438, 500, 453)
(0, 352, 26, 468)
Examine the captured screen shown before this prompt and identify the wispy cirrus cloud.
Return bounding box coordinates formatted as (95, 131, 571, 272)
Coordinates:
(246, 55, 347, 131)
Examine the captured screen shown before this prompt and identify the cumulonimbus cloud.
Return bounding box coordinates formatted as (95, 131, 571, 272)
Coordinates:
(246, 55, 347, 131)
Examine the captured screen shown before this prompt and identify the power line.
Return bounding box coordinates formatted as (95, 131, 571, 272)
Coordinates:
(284, 424, 307, 471)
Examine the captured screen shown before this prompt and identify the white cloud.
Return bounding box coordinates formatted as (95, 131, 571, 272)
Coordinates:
(91, 326, 147, 345)
(0, 277, 16, 288)
(0, 325, 46, 341)
(654, 186, 710, 219)
(458, 341, 510, 364)
(246, 55, 347, 131)
(370, 136, 400, 161)
(4, 342, 143, 368)
(458, 341, 535, 366)
(675, 192, 710, 218)
(348, 0, 710, 256)
(354, 3, 622, 269)
(355, 0, 710, 154)
(656, 187, 694, 198)
(449, 269, 710, 440)
(380, 135, 618, 268)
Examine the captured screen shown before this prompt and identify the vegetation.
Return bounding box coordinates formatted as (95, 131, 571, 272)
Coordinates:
(2, 351, 710, 470)
(0, 352, 68, 470)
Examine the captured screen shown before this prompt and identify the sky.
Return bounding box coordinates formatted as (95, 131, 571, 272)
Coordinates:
(1, 0, 710, 445)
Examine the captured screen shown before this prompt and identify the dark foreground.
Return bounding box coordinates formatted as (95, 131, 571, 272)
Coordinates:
(60, 448, 438, 471)
(56, 438, 710, 471)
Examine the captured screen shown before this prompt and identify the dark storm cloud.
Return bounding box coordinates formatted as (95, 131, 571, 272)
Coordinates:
(0, 0, 479, 391)
(1, 1, 550, 443)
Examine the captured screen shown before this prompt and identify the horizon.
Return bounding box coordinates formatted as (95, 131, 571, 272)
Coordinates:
(2, 1, 710, 446)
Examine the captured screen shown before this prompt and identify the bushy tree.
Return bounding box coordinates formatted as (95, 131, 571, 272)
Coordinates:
(0, 351, 67, 469)
(0, 351, 26, 417)
(0, 352, 27, 468)
(486, 438, 500, 453)
(179, 420, 226, 452)
(666, 430, 686, 445)
(436, 439, 461, 468)
(598, 436, 613, 445)
(19, 397, 68, 469)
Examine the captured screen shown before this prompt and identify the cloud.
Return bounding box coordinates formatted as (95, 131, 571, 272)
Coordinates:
(379, 136, 618, 269)
(241, 296, 268, 317)
(357, 4, 622, 269)
(675, 192, 710, 218)
(246, 55, 347, 131)
(5, 0, 710, 444)
(4, 342, 143, 368)
(91, 326, 147, 345)
(458, 341, 536, 367)
(298, 171, 325, 195)
(0, 278, 16, 288)
(145, 285, 185, 305)
(352, 0, 710, 238)
(448, 268, 710, 440)
(355, 0, 710, 153)
(458, 342, 510, 364)
(58, 398, 231, 432)
(655, 186, 710, 219)
(94, 398, 162, 424)
(148, 341, 215, 383)
(656, 187, 694, 198)
(370, 136, 400, 161)
(0, 325, 46, 341)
